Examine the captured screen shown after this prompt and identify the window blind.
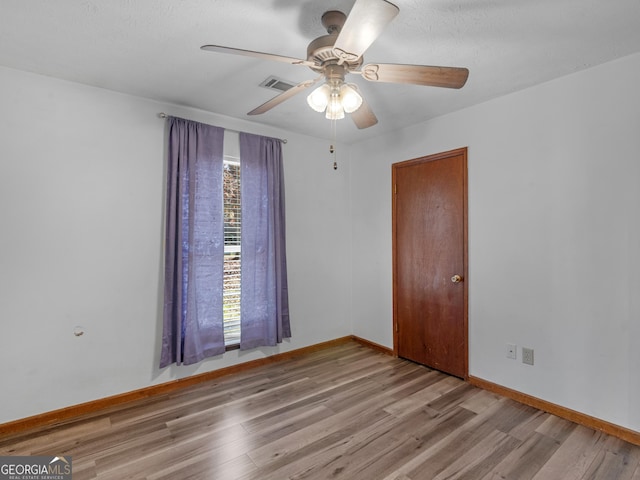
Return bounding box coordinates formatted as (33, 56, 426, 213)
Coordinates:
(223, 158, 241, 345)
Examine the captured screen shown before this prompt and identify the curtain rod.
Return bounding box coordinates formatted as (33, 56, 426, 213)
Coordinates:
(158, 113, 287, 144)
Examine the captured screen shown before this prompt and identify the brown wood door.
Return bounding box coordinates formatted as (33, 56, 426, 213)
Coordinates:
(393, 148, 468, 378)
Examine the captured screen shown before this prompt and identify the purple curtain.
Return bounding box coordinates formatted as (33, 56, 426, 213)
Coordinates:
(160, 117, 225, 367)
(239, 132, 291, 350)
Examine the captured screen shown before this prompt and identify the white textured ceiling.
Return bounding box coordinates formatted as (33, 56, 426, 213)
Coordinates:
(1, 0, 640, 143)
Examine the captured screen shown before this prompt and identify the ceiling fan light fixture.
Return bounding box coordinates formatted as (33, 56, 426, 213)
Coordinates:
(340, 84, 363, 113)
(307, 84, 330, 112)
(308, 81, 361, 119)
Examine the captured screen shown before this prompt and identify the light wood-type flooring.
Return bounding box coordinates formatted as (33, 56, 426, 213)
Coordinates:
(2, 341, 640, 479)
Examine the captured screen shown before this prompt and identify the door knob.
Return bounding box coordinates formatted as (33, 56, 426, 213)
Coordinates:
(451, 274, 463, 283)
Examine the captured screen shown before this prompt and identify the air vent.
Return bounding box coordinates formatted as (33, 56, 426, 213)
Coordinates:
(260, 76, 295, 92)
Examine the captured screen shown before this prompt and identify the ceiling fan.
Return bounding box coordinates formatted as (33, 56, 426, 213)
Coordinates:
(201, 0, 469, 129)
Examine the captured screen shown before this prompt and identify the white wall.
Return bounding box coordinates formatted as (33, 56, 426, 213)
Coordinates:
(350, 52, 640, 432)
(0, 66, 352, 423)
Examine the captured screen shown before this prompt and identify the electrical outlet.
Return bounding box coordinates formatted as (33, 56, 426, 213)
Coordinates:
(507, 344, 517, 359)
(522, 347, 534, 366)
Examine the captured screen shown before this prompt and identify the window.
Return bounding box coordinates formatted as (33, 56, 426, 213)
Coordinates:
(223, 155, 241, 346)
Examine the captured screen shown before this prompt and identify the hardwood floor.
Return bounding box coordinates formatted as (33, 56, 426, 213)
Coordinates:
(2, 341, 640, 479)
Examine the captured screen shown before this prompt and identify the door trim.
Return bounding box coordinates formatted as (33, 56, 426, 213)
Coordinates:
(392, 147, 469, 379)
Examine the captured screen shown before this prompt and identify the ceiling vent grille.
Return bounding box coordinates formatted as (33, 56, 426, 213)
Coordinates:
(260, 76, 295, 92)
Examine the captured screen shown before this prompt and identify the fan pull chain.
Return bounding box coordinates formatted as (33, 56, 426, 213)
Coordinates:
(330, 117, 338, 170)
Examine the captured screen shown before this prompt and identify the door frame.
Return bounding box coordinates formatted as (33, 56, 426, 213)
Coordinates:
(392, 147, 469, 379)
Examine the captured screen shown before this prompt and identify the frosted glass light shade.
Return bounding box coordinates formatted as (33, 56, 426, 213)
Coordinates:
(340, 84, 363, 113)
(307, 84, 330, 112)
(325, 93, 345, 120)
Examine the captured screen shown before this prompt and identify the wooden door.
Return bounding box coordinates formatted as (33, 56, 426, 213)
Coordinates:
(393, 148, 468, 378)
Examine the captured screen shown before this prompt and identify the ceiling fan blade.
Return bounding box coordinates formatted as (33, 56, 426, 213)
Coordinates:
(361, 63, 469, 89)
(201, 45, 315, 67)
(332, 0, 399, 63)
(248, 77, 322, 116)
(350, 96, 378, 129)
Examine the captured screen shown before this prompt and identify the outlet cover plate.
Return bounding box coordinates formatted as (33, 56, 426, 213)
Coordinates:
(522, 347, 534, 365)
(507, 344, 517, 359)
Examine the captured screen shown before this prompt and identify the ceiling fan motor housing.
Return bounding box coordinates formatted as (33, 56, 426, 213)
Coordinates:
(307, 10, 363, 73)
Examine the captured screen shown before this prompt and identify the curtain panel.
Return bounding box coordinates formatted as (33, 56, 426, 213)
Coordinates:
(160, 117, 225, 367)
(239, 132, 291, 350)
